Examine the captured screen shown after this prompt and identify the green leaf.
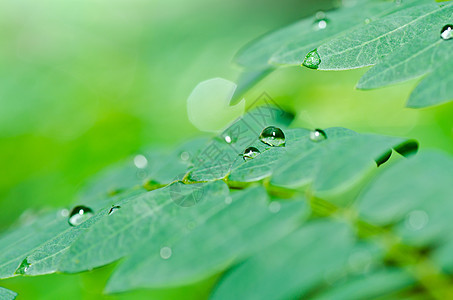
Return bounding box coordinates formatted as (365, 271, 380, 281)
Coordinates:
(270, 0, 399, 66)
(233, 18, 313, 70)
(188, 107, 293, 181)
(312, 268, 415, 300)
(0, 287, 17, 300)
(0, 189, 142, 278)
(104, 187, 310, 293)
(407, 62, 453, 108)
(356, 31, 452, 90)
(210, 220, 381, 300)
(77, 138, 208, 202)
(357, 151, 453, 247)
(270, 128, 417, 196)
(316, 3, 452, 70)
(0, 210, 69, 279)
(59, 181, 230, 273)
(230, 68, 274, 105)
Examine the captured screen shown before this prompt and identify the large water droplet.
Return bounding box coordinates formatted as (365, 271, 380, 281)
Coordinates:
(302, 49, 321, 69)
(441, 24, 453, 40)
(108, 205, 121, 215)
(309, 129, 327, 142)
(160, 246, 172, 259)
(243, 147, 261, 161)
(134, 154, 148, 169)
(259, 126, 286, 147)
(15, 258, 30, 275)
(68, 205, 94, 226)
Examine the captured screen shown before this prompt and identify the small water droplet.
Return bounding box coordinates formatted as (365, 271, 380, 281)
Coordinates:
(58, 209, 69, 218)
(133, 154, 148, 169)
(136, 169, 148, 179)
(441, 24, 453, 40)
(302, 49, 321, 69)
(405, 210, 428, 231)
(108, 205, 121, 215)
(259, 126, 286, 147)
(224, 135, 232, 144)
(313, 12, 328, 30)
(268, 201, 281, 213)
(187, 221, 197, 230)
(15, 258, 31, 275)
(348, 251, 373, 274)
(364, 18, 371, 24)
(68, 205, 94, 226)
(225, 196, 232, 205)
(243, 147, 261, 161)
(160, 246, 172, 259)
(180, 151, 190, 161)
(395, 0, 402, 5)
(309, 129, 327, 142)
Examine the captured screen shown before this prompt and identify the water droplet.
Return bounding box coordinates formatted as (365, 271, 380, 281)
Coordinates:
(302, 49, 321, 69)
(15, 258, 31, 275)
(313, 12, 328, 30)
(243, 147, 261, 161)
(187, 221, 197, 230)
(405, 210, 428, 231)
(259, 126, 286, 147)
(225, 196, 232, 205)
(180, 151, 190, 161)
(136, 169, 147, 179)
(364, 18, 371, 24)
(268, 201, 281, 213)
(68, 205, 94, 226)
(108, 205, 121, 215)
(395, 0, 402, 5)
(160, 246, 172, 259)
(441, 24, 453, 40)
(133, 154, 148, 169)
(224, 135, 232, 144)
(58, 209, 69, 218)
(309, 129, 327, 142)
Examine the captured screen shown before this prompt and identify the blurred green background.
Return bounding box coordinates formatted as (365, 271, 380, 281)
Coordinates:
(1, 0, 452, 299)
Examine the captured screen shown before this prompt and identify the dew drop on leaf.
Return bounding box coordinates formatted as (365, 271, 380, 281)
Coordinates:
(405, 210, 429, 231)
(313, 11, 328, 30)
(180, 151, 190, 161)
(440, 24, 453, 40)
(108, 205, 121, 215)
(14, 258, 31, 275)
(68, 205, 94, 226)
(133, 154, 148, 169)
(160, 246, 172, 259)
(224, 196, 232, 205)
(259, 126, 286, 147)
(224, 135, 232, 144)
(268, 201, 281, 213)
(309, 129, 327, 142)
(243, 147, 261, 161)
(302, 49, 321, 69)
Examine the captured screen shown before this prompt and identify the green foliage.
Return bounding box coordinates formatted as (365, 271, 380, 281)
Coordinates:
(234, 0, 453, 107)
(0, 287, 17, 300)
(1, 1, 453, 299)
(4, 107, 453, 298)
